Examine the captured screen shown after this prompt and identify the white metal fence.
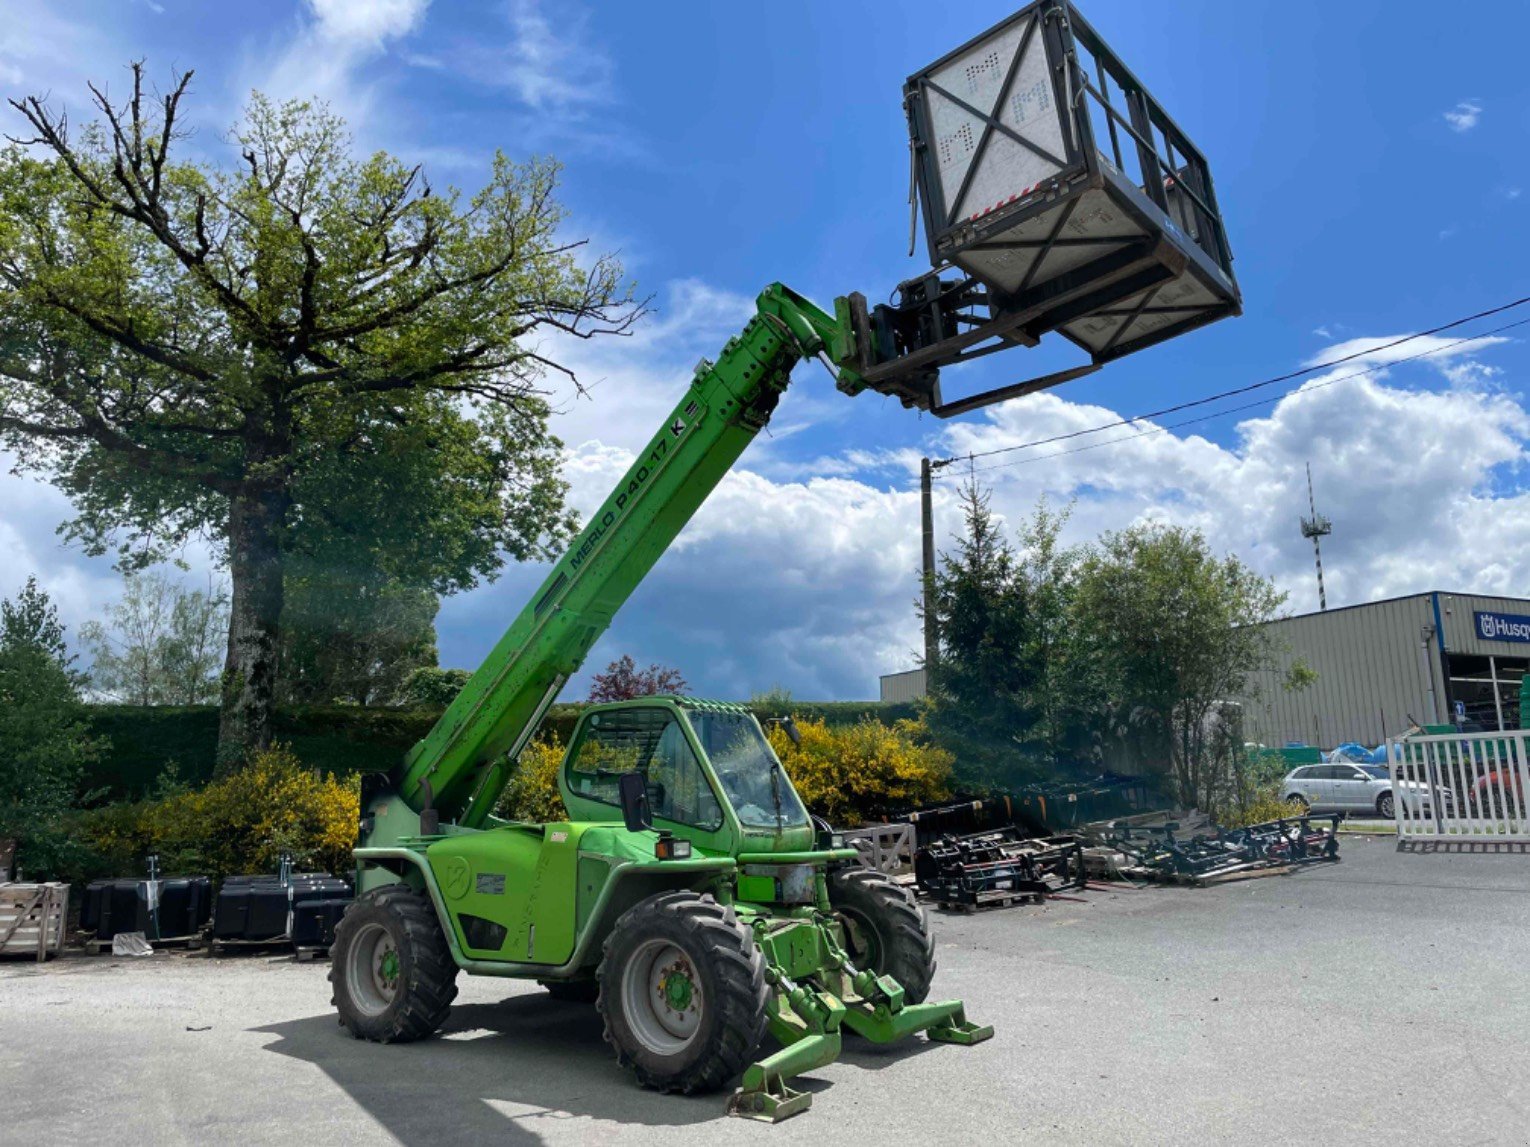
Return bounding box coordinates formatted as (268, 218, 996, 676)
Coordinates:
(1387, 729, 1530, 841)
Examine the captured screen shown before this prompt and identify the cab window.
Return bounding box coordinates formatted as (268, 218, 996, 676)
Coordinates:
(565, 707, 723, 831)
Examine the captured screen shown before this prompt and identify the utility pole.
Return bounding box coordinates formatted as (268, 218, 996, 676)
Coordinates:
(920, 457, 938, 673)
(1298, 461, 1332, 611)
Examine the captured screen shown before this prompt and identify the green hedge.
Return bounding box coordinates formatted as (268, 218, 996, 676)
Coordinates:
(82, 699, 917, 800)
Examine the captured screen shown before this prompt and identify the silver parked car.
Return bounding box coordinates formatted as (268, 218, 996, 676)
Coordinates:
(1280, 763, 1452, 819)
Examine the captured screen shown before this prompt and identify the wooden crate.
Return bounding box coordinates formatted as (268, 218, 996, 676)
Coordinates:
(0, 882, 69, 961)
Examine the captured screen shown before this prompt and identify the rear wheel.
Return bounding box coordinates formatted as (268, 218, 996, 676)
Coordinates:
(597, 891, 768, 1094)
(1377, 792, 1395, 819)
(1286, 793, 1310, 813)
(330, 884, 458, 1042)
(828, 868, 936, 1004)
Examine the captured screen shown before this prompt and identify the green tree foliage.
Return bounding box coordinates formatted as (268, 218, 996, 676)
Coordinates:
(400, 666, 472, 707)
(924, 484, 1045, 789)
(1, 575, 75, 668)
(81, 571, 228, 705)
(278, 574, 437, 706)
(0, 66, 641, 768)
(1072, 522, 1285, 811)
(926, 486, 1285, 813)
(0, 578, 104, 876)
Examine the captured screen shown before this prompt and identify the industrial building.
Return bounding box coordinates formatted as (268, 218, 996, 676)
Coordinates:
(1240, 591, 1529, 747)
(879, 590, 1530, 749)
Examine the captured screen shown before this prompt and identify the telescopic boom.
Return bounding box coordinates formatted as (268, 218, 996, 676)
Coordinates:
(395, 284, 855, 828)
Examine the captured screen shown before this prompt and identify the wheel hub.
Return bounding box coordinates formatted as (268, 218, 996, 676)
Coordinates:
(659, 962, 695, 1011)
(346, 921, 401, 1016)
(621, 940, 704, 1055)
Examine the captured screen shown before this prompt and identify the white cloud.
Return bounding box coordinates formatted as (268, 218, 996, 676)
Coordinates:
(307, 0, 428, 48)
(452, 0, 611, 112)
(1301, 332, 1507, 372)
(1444, 100, 1482, 132)
(248, 0, 429, 129)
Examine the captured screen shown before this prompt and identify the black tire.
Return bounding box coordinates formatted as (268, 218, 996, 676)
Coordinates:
(1286, 793, 1310, 813)
(828, 867, 936, 1005)
(597, 891, 767, 1094)
(330, 884, 458, 1043)
(1376, 792, 1395, 819)
(540, 978, 601, 1003)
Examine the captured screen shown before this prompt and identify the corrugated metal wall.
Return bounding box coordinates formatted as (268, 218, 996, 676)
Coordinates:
(1240, 595, 1440, 747)
(1240, 592, 1530, 747)
(880, 668, 928, 704)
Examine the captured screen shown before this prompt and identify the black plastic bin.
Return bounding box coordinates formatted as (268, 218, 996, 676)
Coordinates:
(291, 899, 352, 950)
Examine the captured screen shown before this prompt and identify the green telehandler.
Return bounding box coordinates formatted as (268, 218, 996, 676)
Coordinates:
(332, 286, 991, 1122)
(331, 0, 1243, 1118)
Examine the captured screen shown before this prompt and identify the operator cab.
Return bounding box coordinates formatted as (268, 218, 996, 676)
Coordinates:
(559, 698, 812, 853)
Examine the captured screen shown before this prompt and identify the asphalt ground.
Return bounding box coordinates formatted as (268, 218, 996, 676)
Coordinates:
(4, 835, 1528, 1146)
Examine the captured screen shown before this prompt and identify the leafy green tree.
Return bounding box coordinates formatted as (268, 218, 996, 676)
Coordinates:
(400, 666, 472, 707)
(81, 571, 228, 705)
(278, 574, 437, 706)
(1, 575, 76, 671)
(0, 66, 640, 768)
(1013, 498, 1099, 771)
(924, 483, 1043, 789)
(0, 578, 104, 877)
(1072, 523, 1285, 810)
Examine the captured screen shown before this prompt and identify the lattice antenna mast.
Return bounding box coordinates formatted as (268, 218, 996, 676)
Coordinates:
(1298, 461, 1333, 611)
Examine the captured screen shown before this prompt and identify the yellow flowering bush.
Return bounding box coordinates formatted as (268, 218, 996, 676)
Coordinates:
(77, 745, 359, 878)
(495, 733, 568, 823)
(766, 716, 953, 827)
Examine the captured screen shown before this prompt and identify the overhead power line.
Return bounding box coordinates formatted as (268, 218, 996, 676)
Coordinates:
(936, 314, 1530, 480)
(929, 293, 1530, 471)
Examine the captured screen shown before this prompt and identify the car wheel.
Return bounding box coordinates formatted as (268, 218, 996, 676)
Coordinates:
(1376, 792, 1395, 819)
(1285, 793, 1309, 813)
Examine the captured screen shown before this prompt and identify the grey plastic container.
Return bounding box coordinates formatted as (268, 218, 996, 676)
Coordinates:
(904, 0, 1240, 362)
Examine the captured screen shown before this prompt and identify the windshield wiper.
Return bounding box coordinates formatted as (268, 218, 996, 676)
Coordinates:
(769, 760, 785, 832)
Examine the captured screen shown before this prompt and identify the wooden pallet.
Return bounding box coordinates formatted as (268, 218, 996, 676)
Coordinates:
(934, 888, 1048, 913)
(83, 931, 206, 955)
(0, 883, 68, 961)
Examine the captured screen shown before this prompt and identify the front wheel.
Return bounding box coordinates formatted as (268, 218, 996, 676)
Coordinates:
(330, 884, 458, 1043)
(1286, 793, 1310, 813)
(1377, 792, 1395, 819)
(597, 891, 768, 1094)
(828, 867, 936, 1004)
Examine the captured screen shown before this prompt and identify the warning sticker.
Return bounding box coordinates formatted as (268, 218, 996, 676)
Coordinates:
(475, 873, 506, 896)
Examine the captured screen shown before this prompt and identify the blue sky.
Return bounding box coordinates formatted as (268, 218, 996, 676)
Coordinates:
(3, 0, 1529, 701)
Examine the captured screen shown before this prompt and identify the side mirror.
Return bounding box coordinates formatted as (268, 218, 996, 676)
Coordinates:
(765, 716, 802, 746)
(618, 772, 653, 833)
(781, 716, 801, 747)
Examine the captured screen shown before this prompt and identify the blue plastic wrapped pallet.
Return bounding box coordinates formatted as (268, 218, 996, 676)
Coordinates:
(904, 0, 1240, 364)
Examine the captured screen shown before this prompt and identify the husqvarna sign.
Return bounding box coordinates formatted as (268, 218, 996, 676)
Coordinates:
(1476, 610, 1530, 643)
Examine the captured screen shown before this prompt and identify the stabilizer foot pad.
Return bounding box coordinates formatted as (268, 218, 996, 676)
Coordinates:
(728, 1083, 813, 1122)
(928, 1019, 995, 1045)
